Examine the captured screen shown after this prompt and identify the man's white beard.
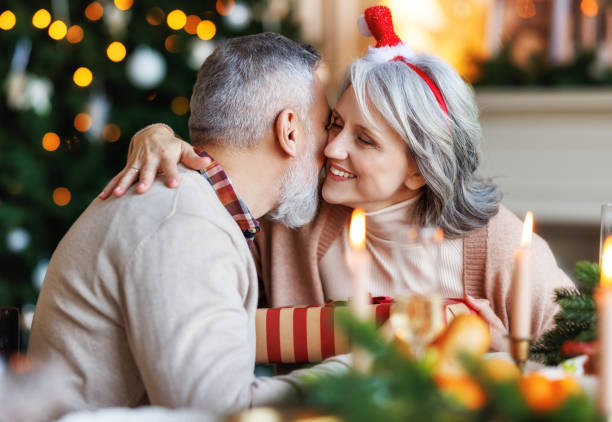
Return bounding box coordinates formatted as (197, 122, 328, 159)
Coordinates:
(267, 148, 320, 229)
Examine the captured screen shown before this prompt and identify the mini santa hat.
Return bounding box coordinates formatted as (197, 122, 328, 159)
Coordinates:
(358, 5, 415, 62)
(357, 5, 449, 117)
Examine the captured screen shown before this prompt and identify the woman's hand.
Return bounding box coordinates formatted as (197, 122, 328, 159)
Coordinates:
(464, 295, 509, 352)
(99, 123, 211, 199)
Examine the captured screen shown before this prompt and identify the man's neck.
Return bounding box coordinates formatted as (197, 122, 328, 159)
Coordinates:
(204, 144, 279, 219)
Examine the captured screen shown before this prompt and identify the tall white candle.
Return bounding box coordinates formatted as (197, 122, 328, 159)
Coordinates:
(346, 208, 371, 372)
(347, 208, 370, 320)
(597, 236, 612, 416)
(550, 0, 574, 63)
(605, 7, 612, 66)
(484, 0, 504, 57)
(581, 14, 597, 50)
(510, 212, 533, 340)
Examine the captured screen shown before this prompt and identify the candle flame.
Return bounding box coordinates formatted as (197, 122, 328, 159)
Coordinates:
(521, 211, 534, 248)
(602, 236, 612, 286)
(349, 208, 366, 251)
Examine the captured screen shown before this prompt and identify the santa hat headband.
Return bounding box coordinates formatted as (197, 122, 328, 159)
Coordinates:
(358, 6, 449, 117)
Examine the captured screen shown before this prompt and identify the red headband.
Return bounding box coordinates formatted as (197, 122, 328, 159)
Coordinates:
(391, 56, 449, 117)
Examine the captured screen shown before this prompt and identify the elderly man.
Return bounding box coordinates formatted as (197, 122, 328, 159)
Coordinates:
(28, 33, 349, 415)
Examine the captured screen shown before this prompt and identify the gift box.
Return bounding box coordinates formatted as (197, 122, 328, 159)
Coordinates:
(255, 298, 476, 364)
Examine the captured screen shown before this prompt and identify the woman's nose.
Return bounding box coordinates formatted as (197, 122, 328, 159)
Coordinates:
(324, 131, 349, 160)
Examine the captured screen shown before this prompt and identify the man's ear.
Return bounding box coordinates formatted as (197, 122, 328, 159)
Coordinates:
(404, 170, 426, 191)
(275, 109, 299, 157)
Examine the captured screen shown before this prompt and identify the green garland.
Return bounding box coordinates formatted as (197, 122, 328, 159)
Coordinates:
(290, 309, 603, 422)
(530, 261, 599, 366)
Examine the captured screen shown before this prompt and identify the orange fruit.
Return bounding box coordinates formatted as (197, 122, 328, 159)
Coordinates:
(519, 373, 563, 412)
(482, 358, 520, 381)
(553, 376, 582, 401)
(435, 374, 486, 410)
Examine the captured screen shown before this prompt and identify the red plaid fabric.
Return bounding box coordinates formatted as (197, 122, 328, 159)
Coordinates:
(197, 150, 260, 248)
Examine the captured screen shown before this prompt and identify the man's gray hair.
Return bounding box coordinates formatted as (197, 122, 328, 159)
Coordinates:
(346, 54, 501, 238)
(189, 33, 320, 148)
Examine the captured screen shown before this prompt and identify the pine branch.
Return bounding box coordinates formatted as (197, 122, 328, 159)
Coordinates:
(573, 261, 600, 294)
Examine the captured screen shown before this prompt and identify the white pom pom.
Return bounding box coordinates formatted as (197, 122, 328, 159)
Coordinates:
(357, 15, 371, 37)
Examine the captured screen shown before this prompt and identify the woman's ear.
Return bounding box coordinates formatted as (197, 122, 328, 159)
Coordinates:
(404, 171, 426, 190)
(274, 109, 298, 157)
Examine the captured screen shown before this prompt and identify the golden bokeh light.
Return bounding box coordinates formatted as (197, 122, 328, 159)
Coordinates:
(171, 96, 190, 115)
(114, 0, 133, 11)
(85, 2, 104, 21)
(0, 10, 16, 30)
(32, 9, 52, 29)
(184, 14, 201, 34)
(146, 7, 164, 26)
(53, 187, 71, 206)
(74, 113, 92, 132)
(165, 35, 181, 53)
(66, 25, 84, 43)
(107, 41, 127, 62)
(48, 20, 67, 40)
(103, 123, 121, 142)
(73, 67, 93, 87)
(197, 20, 216, 41)
(42, 132, 60, 151)
(216, 0, 235, 16)
(167, 9, 187, 30)
(581, 0, 598, 17)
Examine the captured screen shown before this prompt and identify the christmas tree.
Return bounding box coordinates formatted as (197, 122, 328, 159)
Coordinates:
(0, 0, 301, 311)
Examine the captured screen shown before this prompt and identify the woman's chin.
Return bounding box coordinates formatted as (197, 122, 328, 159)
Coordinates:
(321, 182, 342, 205)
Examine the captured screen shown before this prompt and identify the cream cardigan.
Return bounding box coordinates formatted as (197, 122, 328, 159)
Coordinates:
(253, 203, 576, 342)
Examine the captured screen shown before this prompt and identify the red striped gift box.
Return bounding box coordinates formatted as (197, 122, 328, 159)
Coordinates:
(255, 298, 476, 364)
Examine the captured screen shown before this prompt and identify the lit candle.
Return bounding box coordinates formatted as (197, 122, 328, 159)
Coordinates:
(510, 211, 534, 341)
(347, 208, 370, 320)
(597, 236, 612, 416)
(581, 0, 598, 50)
(550, 0, 574, 63)
(346, 208, 371, 372)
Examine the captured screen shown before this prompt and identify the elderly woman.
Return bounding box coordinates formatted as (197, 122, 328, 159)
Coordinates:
(101, 7, 574, 351)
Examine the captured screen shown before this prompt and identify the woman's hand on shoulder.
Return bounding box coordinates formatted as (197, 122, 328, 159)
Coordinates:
(99, 123, 211, 199)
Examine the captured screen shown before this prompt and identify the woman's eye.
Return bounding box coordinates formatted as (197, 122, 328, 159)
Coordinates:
(357, 136, 375, 147)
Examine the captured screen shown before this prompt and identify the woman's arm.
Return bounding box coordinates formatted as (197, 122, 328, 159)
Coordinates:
(99, 123, 211, 199)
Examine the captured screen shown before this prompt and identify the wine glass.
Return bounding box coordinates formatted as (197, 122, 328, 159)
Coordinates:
(601, 204, 612, 266)
(389, 226, 444, 359)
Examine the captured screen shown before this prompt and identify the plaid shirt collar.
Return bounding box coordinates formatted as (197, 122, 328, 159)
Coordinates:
(197, 150, 260, 248)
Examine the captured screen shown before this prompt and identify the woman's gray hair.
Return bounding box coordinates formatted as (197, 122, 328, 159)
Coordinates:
(346, 54, 501, 238)
(189, 33, 320, 148)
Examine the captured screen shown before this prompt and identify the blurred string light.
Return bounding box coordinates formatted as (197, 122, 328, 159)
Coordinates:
(126, 46, 167, 89)
(66, 25, 84, 43)
(103, 123, 121, 142)
(53, 187, 71, 206)
(184, 14, 201, 34)
(216, 0, 236, 16)
(113, 0, 133, 11)
(165, 35, 181, 53)
(42, 132, 60, 151)
(516, 0, 536, 19)
(146, 7, 164, 26)
(73, 67, 93, 87)
(171, 96, 190, 115)
(167, 9, 187, 30)
(223, 2, 250, 30)
(74, 113, 92, 132)
(48, 20, 67, 40)
(581, 0, 598, 16)
(32, 260, 49, 290)
(197, 20, 216, 40)
(6, 228, 31, 253)
(107, 41, 126, 62)
(32, 9, 51, 29)
(0, 10, 16, 30)
(85, 2, 104, 21)
(188, 39, 215, 70)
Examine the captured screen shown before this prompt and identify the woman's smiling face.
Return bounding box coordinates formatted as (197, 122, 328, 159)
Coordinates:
(321, 86, 426, 212)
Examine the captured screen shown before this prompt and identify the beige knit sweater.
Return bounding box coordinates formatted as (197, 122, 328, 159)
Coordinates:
(253, 202, 575, 343)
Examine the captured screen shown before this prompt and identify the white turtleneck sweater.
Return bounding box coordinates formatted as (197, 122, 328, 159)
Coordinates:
(319, 196, 463, 300)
